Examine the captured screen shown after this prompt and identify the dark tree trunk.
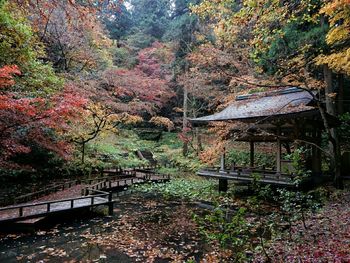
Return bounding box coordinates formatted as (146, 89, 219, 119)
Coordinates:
(81, 141, 86, 164)
(324, 66, 336, 115)
(323, 65, 343, 188)
(182, 86, 188, 156)
(338, 74, 344, 115)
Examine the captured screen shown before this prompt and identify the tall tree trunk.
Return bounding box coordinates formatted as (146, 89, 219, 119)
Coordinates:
(81, 141, 86, 164)
(324, 66, 336, 115)
(323, 65, 343, 188)
(338, 74, 344, 115)
(194, 127, 203, 155)
(182, 86, 188, 156)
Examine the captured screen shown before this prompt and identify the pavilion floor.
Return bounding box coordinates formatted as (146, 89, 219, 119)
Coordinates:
(197, 166, 295, 187)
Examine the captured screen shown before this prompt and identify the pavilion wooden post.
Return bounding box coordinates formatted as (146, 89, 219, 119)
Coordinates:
(220, 147, 226, 171)
(276, 128, 282, 173)
(250, 141, 254, 168)
(219, 147, 228, 192)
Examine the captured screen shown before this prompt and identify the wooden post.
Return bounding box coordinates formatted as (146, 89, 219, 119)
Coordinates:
(108, 192, 113, 216)
(276, 128, 282, 173)
(219, 179, 228, 192)
(220, 147, 226, 171)
(71, 200, 74, 208)
(250, 141, 254, 168)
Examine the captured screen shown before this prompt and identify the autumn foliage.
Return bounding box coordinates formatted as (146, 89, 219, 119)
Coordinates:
(102, 42, 175, 115)
(0, 66, 21, 88)
(0, 65, 87, 167)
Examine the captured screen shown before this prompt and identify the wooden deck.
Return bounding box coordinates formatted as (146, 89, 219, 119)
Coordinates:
(197, 167, 295, 186)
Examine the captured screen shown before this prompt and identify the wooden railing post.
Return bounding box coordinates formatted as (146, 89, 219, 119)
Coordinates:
(19, 207, 23, 217)
(71, 200, 74, 208)
(47, 203, 51, 212)
(219, 179, 228, 192)
(91, 196, 94, 205)
(108, 192, 113, 216)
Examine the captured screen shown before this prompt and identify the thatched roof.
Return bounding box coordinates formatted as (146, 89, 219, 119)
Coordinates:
(191, 87, 317, 123)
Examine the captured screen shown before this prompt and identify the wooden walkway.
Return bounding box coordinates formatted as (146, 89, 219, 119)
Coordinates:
(0, 166, 170, 226)
(82, 173, 170, 195)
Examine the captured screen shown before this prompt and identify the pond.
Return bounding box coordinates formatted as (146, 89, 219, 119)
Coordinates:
(0, 192, 207, 262)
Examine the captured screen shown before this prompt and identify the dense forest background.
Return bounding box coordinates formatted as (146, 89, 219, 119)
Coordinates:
(1, 0, 349, 180)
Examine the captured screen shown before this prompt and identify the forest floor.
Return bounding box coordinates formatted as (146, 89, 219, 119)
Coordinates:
(255, 191, 350, 262)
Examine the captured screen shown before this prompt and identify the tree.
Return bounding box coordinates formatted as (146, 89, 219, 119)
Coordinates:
(162, 0, 202, 156)
(102, 3, 133, 40)
(70, 103, 118, 164)
(101, 42, 175, 116)
(9, 0, 114, 73)
(316, 1, 350, 75)
(0, 65, 87, 168)
(0, 2, 62, 93)
(128, 0, 171, 39)
(69, 102, 144, 164)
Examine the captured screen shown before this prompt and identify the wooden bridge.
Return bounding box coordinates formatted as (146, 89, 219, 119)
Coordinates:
(0, 189, 113, 225)
(0, 166, 170, 227)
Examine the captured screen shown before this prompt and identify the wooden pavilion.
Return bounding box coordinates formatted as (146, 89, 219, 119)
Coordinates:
(191, 87, 338, 191)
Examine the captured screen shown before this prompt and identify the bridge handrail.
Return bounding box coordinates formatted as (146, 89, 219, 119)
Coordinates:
(0, 193, 109, 212)
(12, 172, 137, 204)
